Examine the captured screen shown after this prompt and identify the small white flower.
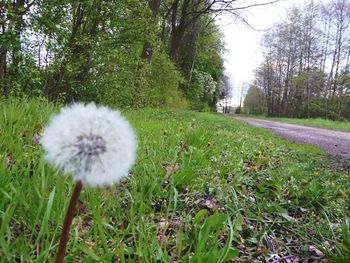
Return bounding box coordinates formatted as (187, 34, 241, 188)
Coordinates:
(40, 103, 137, 187)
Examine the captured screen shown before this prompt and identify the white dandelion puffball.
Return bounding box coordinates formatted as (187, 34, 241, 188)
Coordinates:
(40, 103, 137, 187)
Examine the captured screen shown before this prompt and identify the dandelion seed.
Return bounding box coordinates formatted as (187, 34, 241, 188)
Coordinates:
(40, 102, 137, 186)
(40, 102, 137, 263)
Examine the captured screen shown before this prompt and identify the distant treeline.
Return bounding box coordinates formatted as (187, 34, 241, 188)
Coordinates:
(244, 0, 350, 120)
(0, 0, 245, 110)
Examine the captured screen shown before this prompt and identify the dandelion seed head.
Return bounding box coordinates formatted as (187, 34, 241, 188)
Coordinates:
(75, 134, 107, 158)
(40, 103, 137, 187)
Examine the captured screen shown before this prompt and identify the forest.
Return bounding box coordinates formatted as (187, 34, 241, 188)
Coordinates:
(0, 0, 256, 111)
(244, 0, 350, 120)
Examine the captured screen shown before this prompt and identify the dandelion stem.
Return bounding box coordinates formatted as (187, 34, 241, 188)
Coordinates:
(56, 181, 83, 263)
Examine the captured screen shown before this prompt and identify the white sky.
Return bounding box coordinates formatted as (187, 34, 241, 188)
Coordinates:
(217, 0, 311, 105)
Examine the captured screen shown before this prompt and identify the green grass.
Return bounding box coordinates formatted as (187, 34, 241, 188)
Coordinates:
(1, 97, 349, 262)
(238, 114, 350, 133)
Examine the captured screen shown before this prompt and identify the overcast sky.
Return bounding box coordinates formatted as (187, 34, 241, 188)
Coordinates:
(217, 0, 313, 105)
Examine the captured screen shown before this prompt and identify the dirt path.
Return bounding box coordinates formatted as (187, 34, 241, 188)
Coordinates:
(235, 117, 350, 159)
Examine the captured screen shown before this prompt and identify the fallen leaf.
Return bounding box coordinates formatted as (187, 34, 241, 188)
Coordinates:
(256, 247, 269, 255)
(309, 245, 323, 257)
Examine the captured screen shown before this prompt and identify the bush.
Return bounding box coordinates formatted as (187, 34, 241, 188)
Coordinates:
(143, 52, 187, 109)
(235, 106, 241, 114)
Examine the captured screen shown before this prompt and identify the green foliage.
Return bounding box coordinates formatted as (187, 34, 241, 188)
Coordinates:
(188, 69, 218, 111)
(235, 106, 241, 114)
(322, 220, 350, 262)
(243, 85, 266, 115)
(187, 18, 225, 110)
(189, 212, 237, 262)
(0, 0, 225, 111)
(194, 17, 225, 82)
(140, 52, 187, 108)
(3, 56, 43, 97)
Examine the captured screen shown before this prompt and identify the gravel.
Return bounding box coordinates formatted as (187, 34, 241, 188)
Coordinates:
(234, 117, 350, 172)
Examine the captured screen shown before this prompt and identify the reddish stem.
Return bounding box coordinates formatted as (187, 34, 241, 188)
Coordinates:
(172, 128, 193, 171)
(55, 181, 83, 263)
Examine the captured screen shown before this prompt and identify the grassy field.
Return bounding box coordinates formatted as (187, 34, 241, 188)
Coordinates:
(1, 98, 349, 262)
(237, 114, 350, 133)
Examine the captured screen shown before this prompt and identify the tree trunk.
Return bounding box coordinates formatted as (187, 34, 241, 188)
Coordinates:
(0, 48, 7, 96)
(0, 49, 6, 80)
(12, 0, 26, 73)
(141, 0, 161, 62)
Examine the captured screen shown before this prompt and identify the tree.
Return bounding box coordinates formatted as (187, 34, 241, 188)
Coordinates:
(244, 85, 265, 115)
(0, 0, 35, 95)
(251, 0, 350, 120)
(141, 0, 162, 62)
(0, 0, 281, 112)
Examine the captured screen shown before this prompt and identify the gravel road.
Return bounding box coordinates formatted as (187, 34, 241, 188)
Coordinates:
(235, 117, 350, 159)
